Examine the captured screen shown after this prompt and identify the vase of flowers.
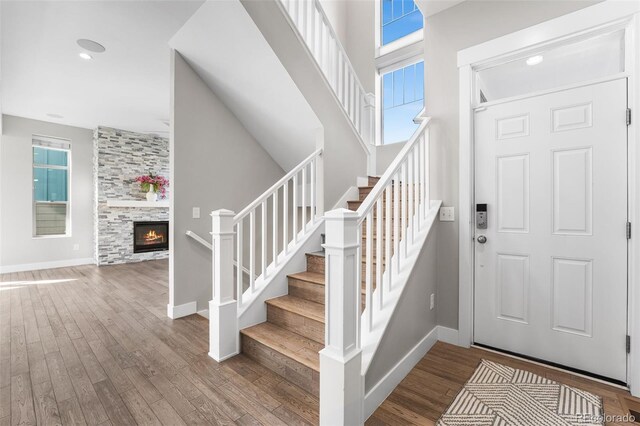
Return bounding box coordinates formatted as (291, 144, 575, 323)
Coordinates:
(135, 173, 169, 202)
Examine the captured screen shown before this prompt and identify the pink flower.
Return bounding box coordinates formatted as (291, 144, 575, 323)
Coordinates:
(134, 173, 169, 198)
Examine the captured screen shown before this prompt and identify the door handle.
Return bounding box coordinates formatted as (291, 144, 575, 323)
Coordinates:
(477, 235, 487, 244)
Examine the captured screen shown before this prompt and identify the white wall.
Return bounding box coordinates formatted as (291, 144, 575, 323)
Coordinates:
(171, 51, 285, 312)
(420, 0, 601, 329)
(0, 115, 94, 272)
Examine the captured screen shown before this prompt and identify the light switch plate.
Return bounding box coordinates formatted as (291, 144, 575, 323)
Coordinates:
(192, 207, 200, 219)
(440, 206, 455, 222)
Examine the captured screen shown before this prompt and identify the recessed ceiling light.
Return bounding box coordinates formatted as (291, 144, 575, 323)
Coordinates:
(47, 113, 64, 119)
(526, 55, 544, 66)
(79, 52, 93, 60)
(77, 39, 106, 53)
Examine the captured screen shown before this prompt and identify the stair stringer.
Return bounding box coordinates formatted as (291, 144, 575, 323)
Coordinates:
(238, 220, 325, 330)
(360, 200, 442, 419)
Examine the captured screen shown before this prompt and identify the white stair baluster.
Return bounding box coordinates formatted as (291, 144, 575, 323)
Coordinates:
(237, 221, 243, 306)
(365, 211, 373, 331)
(302, 164, 307, 232)
(261, 200, 267, 277)
(293, 172, 298, 243)
(249, 211, 255, 293)
(283, 181, 289, 255)
(273, 191, 278, 268)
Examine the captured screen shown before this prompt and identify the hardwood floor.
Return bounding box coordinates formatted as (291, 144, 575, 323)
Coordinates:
(0, 260, 319, 426)
(2, 260, 638, 425)
(368, 341, 640, 426)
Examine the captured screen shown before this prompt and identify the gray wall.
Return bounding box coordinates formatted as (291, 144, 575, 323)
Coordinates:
(421, 0, 601, 329)
(0, 115, 94, 270)
(365, 221, 438, 391)
(345, 0, 376, 94)
(171, 51, 285, 311)
(319, 0, 375, 94)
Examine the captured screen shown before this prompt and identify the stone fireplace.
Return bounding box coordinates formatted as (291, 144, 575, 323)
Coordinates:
(133, 221, 169, 253)
(94, 127, 170, 265)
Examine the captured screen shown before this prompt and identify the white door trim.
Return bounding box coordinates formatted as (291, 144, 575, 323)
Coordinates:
(457, 1, 640, 395)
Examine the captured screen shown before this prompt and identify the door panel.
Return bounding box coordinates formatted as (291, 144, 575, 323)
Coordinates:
(474, 78, 628, 382)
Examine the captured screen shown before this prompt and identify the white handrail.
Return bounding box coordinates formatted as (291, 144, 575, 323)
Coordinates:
(231, 149, 324, 309)
(357, 119, 431, 333)
(357, 118, 431, 223)
(185, 230, 212, 250)
(277, 0, 375, 148)
(186, 230, 255, 279)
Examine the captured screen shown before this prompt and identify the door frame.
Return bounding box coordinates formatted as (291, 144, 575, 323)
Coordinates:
(457, 1, 640, 395)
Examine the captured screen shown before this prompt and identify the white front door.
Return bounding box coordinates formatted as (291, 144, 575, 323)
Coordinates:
(474, 78, 628, 382)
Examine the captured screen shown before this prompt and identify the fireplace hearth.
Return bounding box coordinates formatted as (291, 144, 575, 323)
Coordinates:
(133, 221, 169, 253)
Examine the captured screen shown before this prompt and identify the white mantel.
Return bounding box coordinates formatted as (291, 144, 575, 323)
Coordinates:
(106, 199, 170, 208)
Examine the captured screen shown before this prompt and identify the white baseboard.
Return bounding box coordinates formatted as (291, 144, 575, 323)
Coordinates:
(364, 326, 439, 419)
(167, 301, 197, 319)
(0, 257, 95, 274)
(437, 326, 459, 345)
(197, 309, 209, 319)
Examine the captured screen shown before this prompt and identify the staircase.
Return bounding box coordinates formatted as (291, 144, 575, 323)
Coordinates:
(239, 177, 381, 397)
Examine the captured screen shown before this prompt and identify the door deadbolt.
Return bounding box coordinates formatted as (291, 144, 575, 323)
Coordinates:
(476, 204, 487, 229)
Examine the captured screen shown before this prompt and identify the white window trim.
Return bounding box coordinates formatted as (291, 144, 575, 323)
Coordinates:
(376, 29, 424, 59)
(32, 135, 72, 239)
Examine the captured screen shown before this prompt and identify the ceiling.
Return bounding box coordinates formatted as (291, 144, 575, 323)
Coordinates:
(1, 0, 204, 135)
(169, 0, 321, 171)
(417, 0, 466, 17)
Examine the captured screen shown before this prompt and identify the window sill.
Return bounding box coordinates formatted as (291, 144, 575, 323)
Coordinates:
(32, 234, 72, 240)
(376, 30, 424, 61)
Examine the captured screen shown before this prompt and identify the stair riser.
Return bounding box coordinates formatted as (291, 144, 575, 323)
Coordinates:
(267, 305, 324, 345)
(241, 335, 319, 397)
(288, 278, 324, 305)
(368, 177, 380, 186)
(306, 255, 325, 274)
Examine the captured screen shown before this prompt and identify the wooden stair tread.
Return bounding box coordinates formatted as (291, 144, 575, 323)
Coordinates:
(265, 295, 325, 323)
(240, 323, 321, 371)
(288, 271, 324, 285)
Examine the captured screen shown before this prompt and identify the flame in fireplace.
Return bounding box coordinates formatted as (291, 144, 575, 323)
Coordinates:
(143, 229, 165, 243)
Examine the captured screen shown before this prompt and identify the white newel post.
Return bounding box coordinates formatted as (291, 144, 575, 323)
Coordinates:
(319, 209, 364, 426)
(209, 209, 239, 362)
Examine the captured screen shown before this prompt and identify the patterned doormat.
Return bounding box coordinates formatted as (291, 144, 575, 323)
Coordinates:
(436, 360, 604, 426)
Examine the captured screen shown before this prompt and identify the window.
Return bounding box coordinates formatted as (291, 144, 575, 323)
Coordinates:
(376, 0, 424, 145)
(381, 0, 423, 45)
(382, 61, 424, 144)
(33, 136, 71, 236)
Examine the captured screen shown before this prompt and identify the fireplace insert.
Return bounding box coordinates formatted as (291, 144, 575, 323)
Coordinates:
(133, 221, 169, 253)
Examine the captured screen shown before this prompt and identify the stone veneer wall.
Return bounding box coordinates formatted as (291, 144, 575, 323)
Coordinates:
(94, 127, 170, 265)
